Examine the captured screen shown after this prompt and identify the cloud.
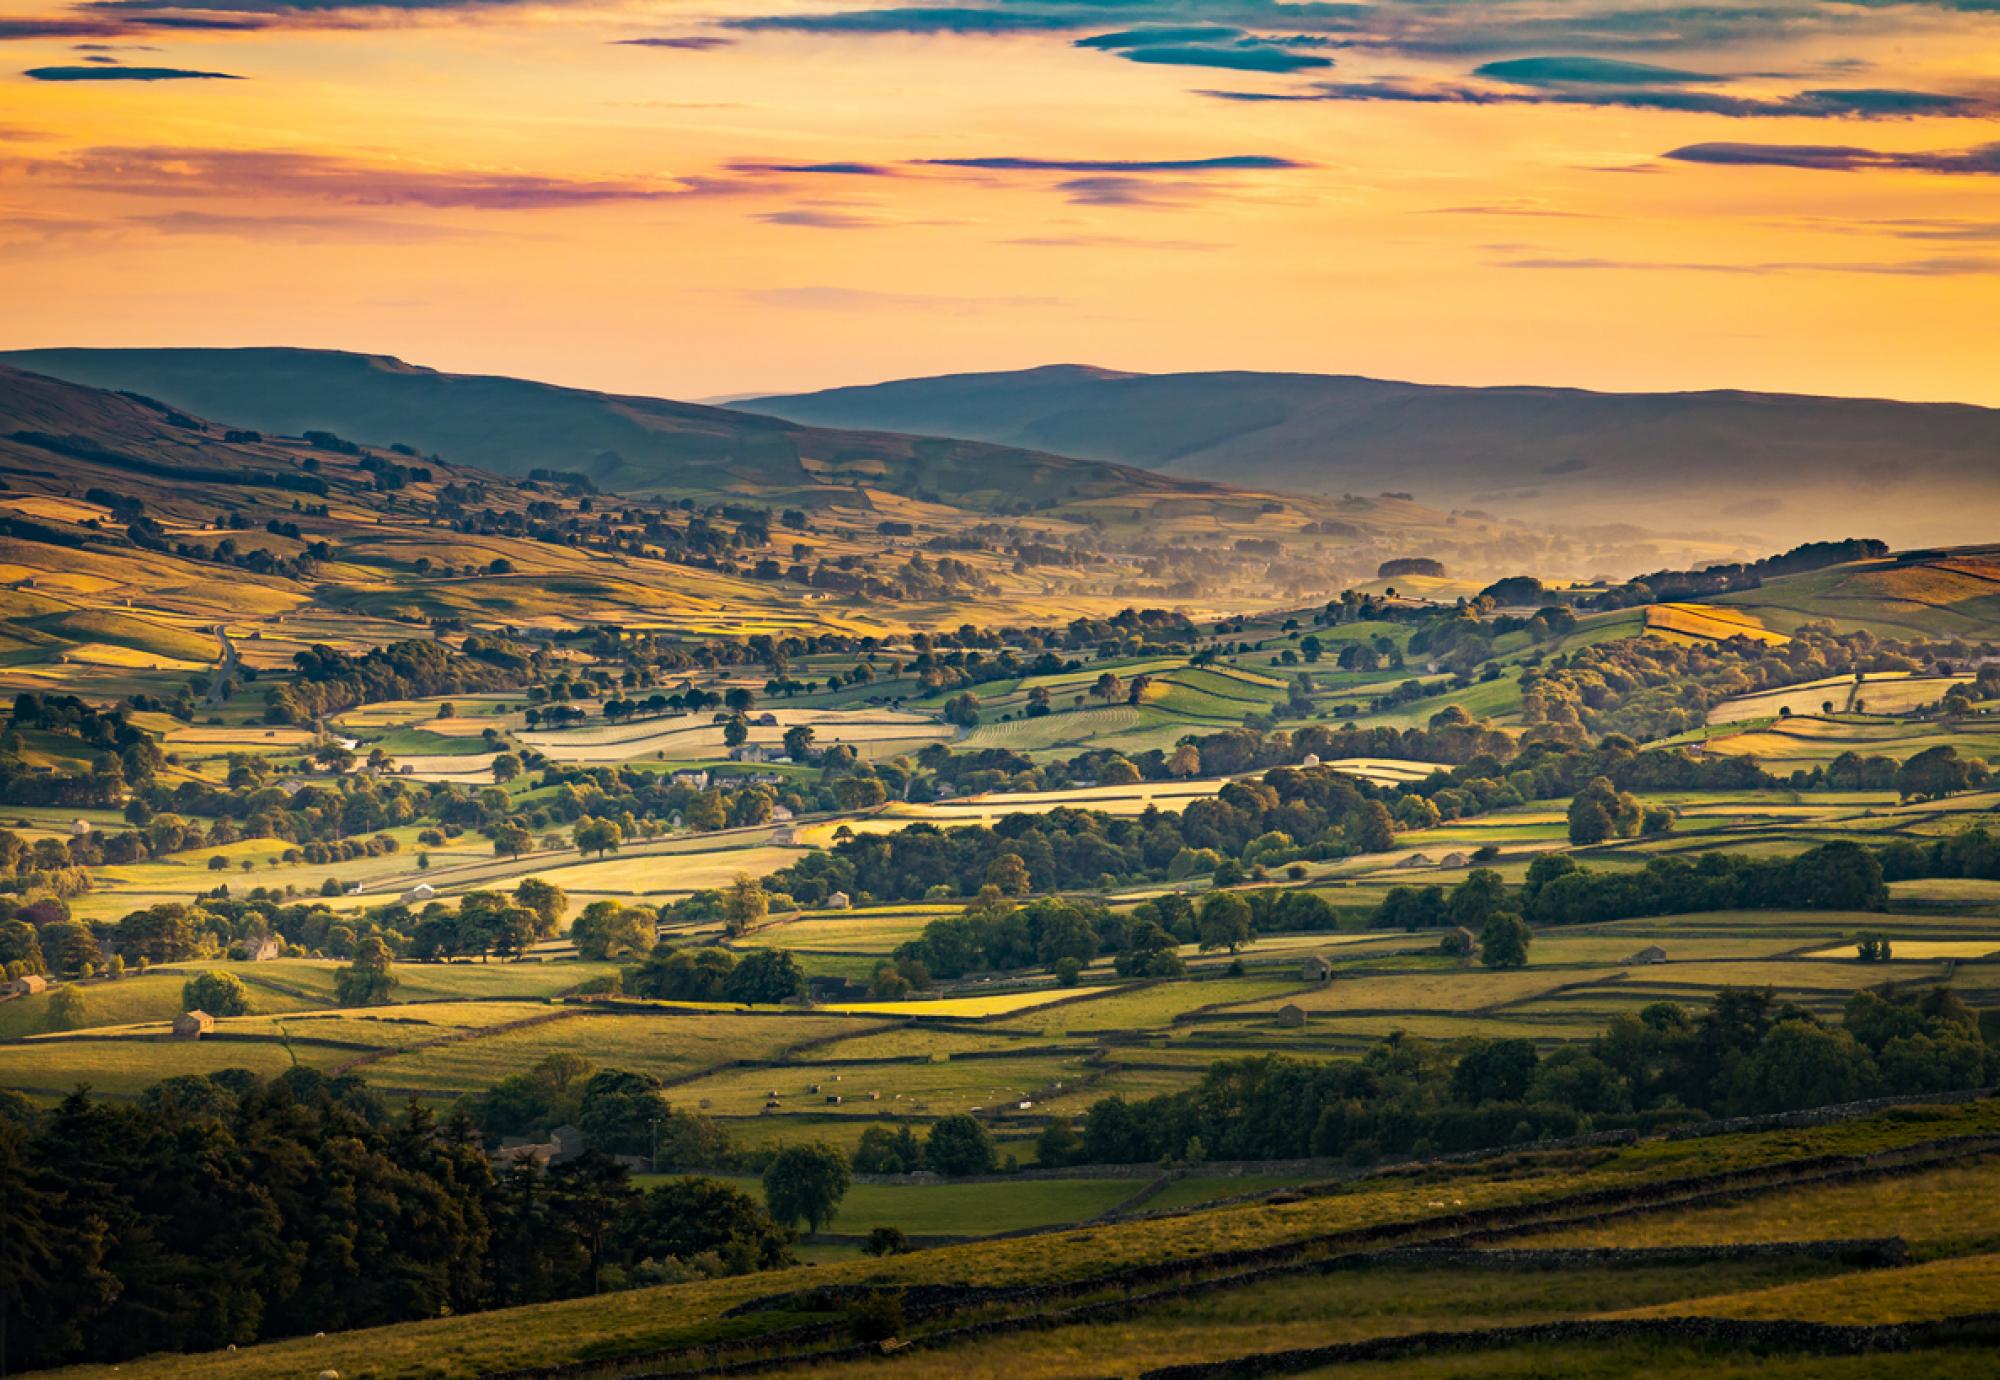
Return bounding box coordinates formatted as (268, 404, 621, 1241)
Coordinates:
(1004, 231, 1220, 249)
(133, 209, 484, 241)
(758, 208, 884, 228)
(24, 63, 244, 80)
(1665, 140, 2000, 174)
(613, 36, 734, 51)
(1496, 253, 2000, 276)
(18, 145, 751, 209)
(1075, 26, 1244, 50)
(723, 7, 1093, 36)
(1055, 175, 1207, 206)
(1112, 43, 1332, 73)
(1208, 76, 1991, 120)
(1472, 56, 1722, 86)
(918, 155, 1306, 172)
(729, 160, 897, 176)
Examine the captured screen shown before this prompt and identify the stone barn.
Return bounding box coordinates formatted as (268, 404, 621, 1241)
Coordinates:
(1300, 954, 1333, 983)
(171, 1009, 215, 1039)
(1621, 945, 1668, 966)
(1275, 1003, 1308, 1028)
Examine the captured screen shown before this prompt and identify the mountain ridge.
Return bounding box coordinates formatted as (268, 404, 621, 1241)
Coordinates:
(736, 364, 2000, 545)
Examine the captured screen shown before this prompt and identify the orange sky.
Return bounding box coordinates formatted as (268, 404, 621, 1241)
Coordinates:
(3, 0, 2000, 403)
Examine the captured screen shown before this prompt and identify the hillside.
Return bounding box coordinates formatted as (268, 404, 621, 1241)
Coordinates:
(738, 364, 2000, 546)
(0, 348, 1230, 517)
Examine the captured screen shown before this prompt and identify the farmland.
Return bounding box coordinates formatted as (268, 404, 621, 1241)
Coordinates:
(1, 363, 1999, 1377)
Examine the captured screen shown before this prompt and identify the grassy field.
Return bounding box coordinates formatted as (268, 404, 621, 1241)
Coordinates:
(54, 1099, 2000, 1379)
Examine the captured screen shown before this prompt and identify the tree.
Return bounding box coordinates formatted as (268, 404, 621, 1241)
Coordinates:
(491, 822, 533, 859)
(572, 902, 654, 961)
(924, 1114, 996, 1177)
(1345, 800, 1396, 853)
(761, 1142, 851, 1234)
(1196, 892, 1254, 953)
(863, 1226, 908, 1256)
(721, 873, 769, 936)
(1897, 745, 1977, 802)
(722, 716, 749, 749)
(1448, 868, 1508, 930)
(335, 935, 398, 1006)
(984, 852, 1031, 896)
(942, 693, 980, 729)
(614, 1176, 794, 1275)
(491, 753, 522, 784)
(723, 948, 804, 1004)
(182, 970, 251, 1017)
(1478, 911, 1531, 970)
(1167, 743, 1202, 779)
(46, 985, 86, 1031)
(515, 878, 569, 936)
(574, 816, 623, 858)
(782, 724, 816, 762)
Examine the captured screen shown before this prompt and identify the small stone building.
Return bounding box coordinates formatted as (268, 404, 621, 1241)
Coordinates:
(826, 891, 852, 911)
(1621, 945, 1668, 966)
(1439, 852, 1470, 868)
(1300, 954, 1333, 983)
(171, 1009, 215, 1039)
(4, 973, 48, 997)
(1275, 1003, 1308, 1028)
(401, 882, 437, 904)
(1396, 852, 1435, 869)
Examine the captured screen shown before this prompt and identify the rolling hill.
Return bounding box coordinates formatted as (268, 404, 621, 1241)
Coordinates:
(738, 364, 2000, 546)
(0, 348, 1230, 517)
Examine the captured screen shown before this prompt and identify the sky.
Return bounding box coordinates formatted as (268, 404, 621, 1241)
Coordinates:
(3, 0, 2000, 403)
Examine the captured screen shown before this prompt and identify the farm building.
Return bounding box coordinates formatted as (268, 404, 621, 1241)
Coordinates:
(247, 936, 282, 962)
(172, 1010, 215, 1039)
(1621, 945, 1668, 966)
(1442, 927, 1477, 957)
(1300, 753, 1321, 768)
(1396, 852, 1435, 869)
(1439, 852, 1471, 868)
(69, 818, 92, 837)
(826, 891, 852, 910)
(1300, 955, 1333, 982)
(4, 973, 48, 997)
(1275, 1004, 1308, 1028)
(670, 769, 710, 789)
(401, 883, 437, 904)
(771, 805, 795, 822)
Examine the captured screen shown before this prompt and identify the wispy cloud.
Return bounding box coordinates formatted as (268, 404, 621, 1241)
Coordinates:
(612, 36, 733, 51)
(1666, 141, 2000, 174)
(1497, 253, 2000, 276)
(17, 145, 751, 209)
(918, 155, 1306, 172)
(24, 63, 243, 80)
(741, 284, 1063, 311)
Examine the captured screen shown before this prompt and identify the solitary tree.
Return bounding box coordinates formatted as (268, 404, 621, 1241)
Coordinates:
(335, 935, 398, 1006)
(1478, 912, 1532, 970)
(924, 1114, 996, 1177)
(182, 969, 251, 1017)
(762, 1142, 852, 1234)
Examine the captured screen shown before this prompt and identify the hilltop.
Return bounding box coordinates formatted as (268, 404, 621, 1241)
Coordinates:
(739, 364, 2000, 547)
(0, 348, 1225, 518)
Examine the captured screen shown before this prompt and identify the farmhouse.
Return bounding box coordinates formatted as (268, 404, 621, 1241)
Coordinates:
(1275, 1003, 1308, 1028)
(1300, 955, 1333, 982)
(4, 973, 48, 997)
(247, 936, 282, 962)
(1622, 945, 1669, 966)
(670, 769, 710, 789)
(172, 1010, 215, 1039)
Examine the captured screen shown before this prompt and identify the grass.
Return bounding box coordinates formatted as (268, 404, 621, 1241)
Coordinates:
(59, 1100, 2000, 1379)
(1612, 1252, 2000, 1325)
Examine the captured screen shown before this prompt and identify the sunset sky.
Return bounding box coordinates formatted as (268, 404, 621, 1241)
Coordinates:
(4, 0, 2000, 403)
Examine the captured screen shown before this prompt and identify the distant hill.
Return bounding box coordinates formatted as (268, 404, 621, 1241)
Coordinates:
(0, 348, 1233, 516)
(738, 364, 2000, 546)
